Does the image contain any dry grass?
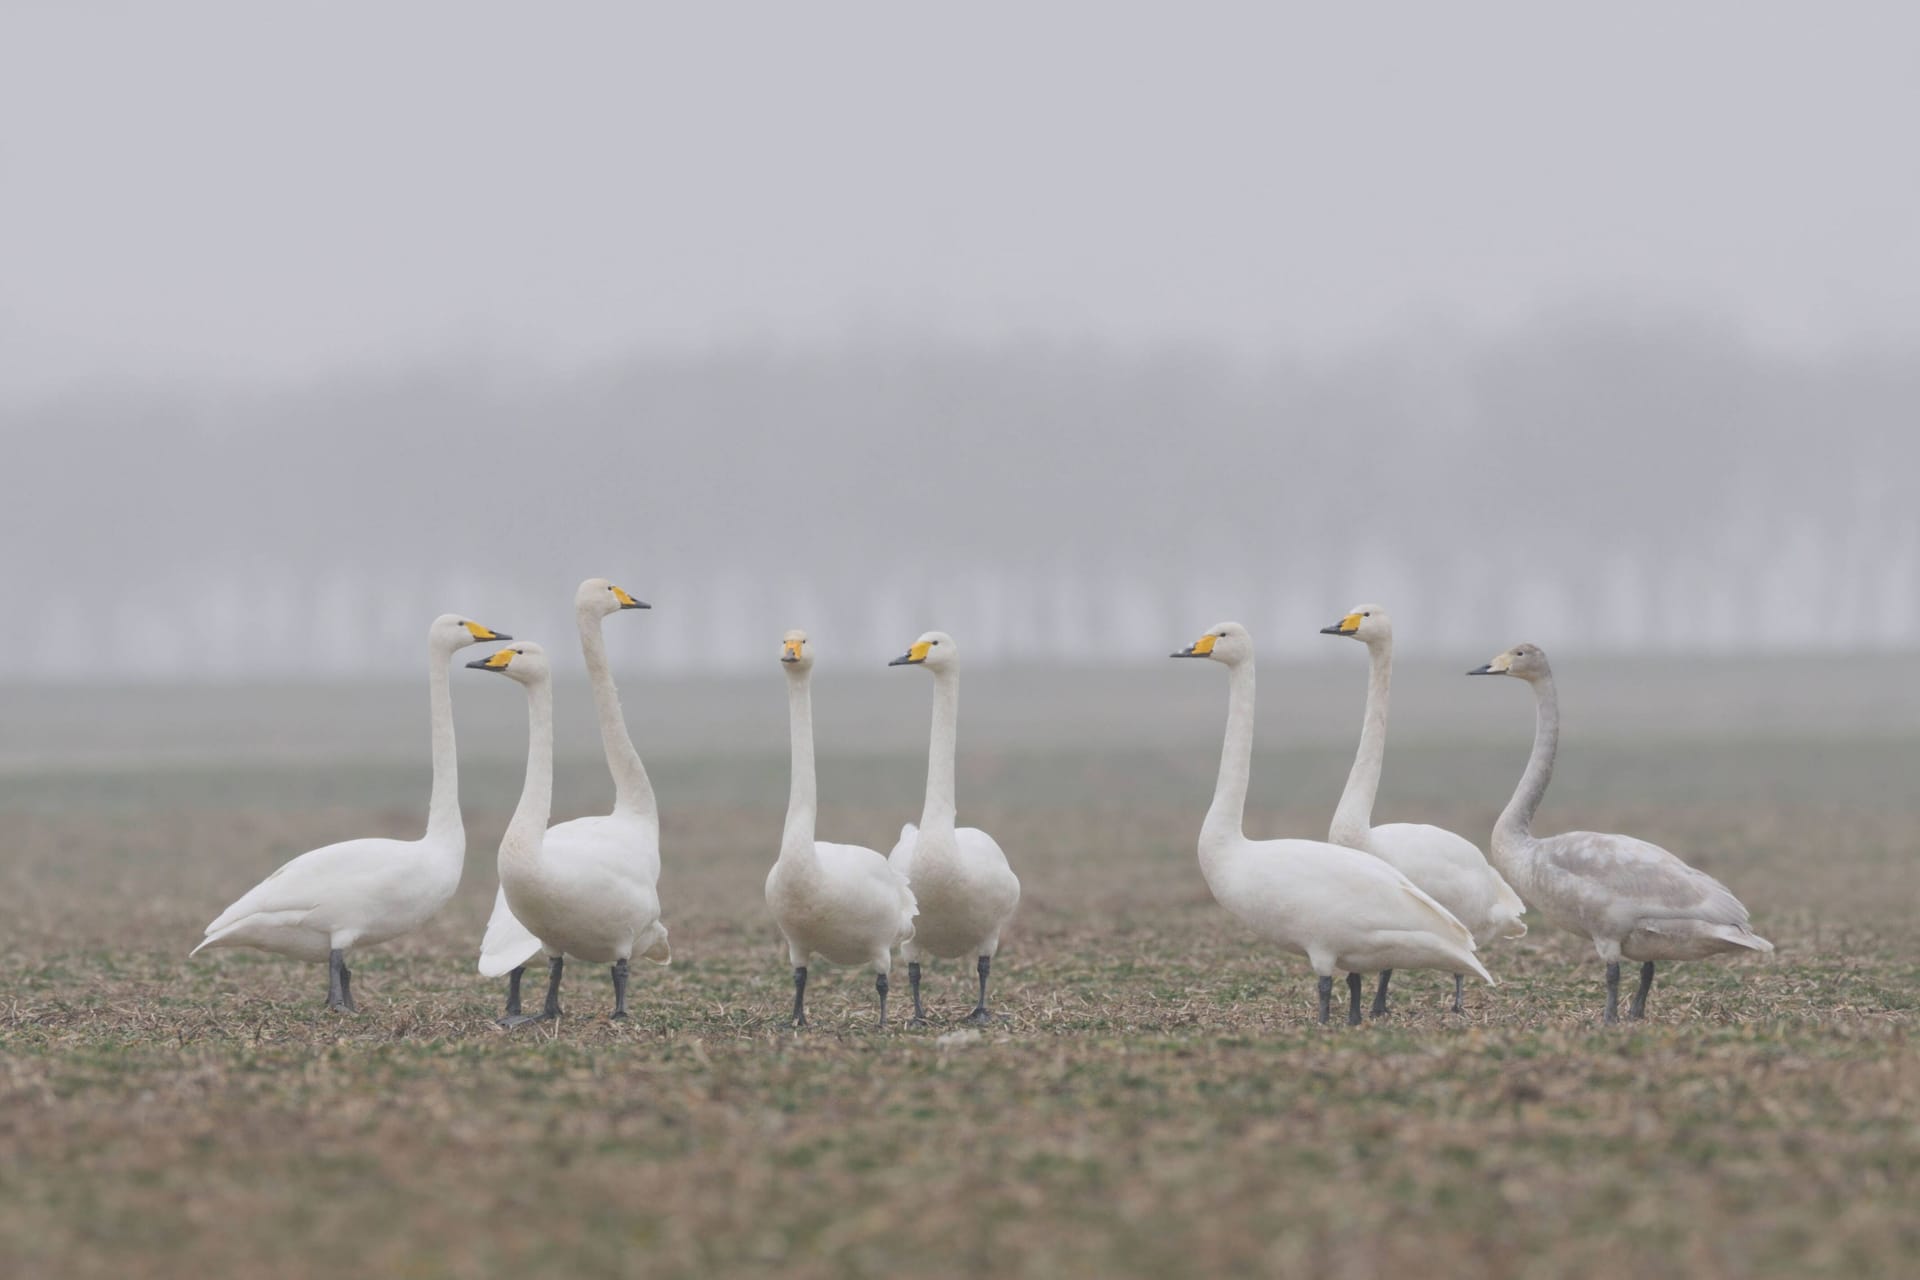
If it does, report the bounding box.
[3,739,1917,1279]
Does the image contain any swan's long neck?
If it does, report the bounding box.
[579,605,656,821]
[1329,638,1392,847]
[920,668,960,832]
[423,642,463,844]
[1495,675,1559,851]
[780,670,818,862]
[503,676,556,867]
[1203,659,1255,847]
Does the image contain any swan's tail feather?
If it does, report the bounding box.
[640,922,672,965]
[1720,925,1774,954]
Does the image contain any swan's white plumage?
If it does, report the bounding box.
[886,821,1015,960]
[192,613,506,988]
[887,632,1020,965]
[1173,621,1493,1005]
[1361,823,1529,948]
[479,580,667,984]
[195,834,459,962]
[1322,605,1527,955]
[767,632,915,978]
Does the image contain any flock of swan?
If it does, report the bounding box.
[192,580,1774,1030]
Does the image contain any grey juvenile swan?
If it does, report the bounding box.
[1470,643,1773,1023]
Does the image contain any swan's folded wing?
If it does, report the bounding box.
[478,883,545,976]
[887,823,919,877]
[1540,832,1753,927]
[199,836,404,940]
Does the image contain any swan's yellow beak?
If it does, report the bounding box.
[463,621,511,642]
[888,640,932,666]
[467,647,517,671]
[1320,613,1363,637]
[782,638,804,663]
[1171,632,1217,658]
[611,586,649,610]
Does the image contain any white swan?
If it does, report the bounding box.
[886,631,1020,1025]
[766,631,917,1028]
[1321,604,1526,1016]
[192,613,512,1011]
[471,636,669,1027]
[1469,643,1772,1023]
[476,578,667,1019]
[1172,622,1492,1025]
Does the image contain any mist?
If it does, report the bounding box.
[5,4,1918,678]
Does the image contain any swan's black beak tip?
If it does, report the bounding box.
[1319,625,1350,636]
[465,658,495,670]
[887,654,914,666]
[620,600,651,610]
[1466,664,1495,676]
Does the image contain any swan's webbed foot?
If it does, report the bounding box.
[610,957,630,1021]
[1451,972,1465,1015]
[503,966,525,1019]
[1603,961,1621,1025]
[790,965,808,1029]
[1627,961,1654,1021]
[963,1005,994,1026]
[1370,970,1392,1019]
[498,1012,556,1030]
[1316,974,1333,1025]
[326,949,359,1013]
[1346,972,1364,1026]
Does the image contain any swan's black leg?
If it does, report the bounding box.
[1452,973,1465,1015]
[791,965,807,1028]
[1371,970,1392,1018]
[503,956,563,1028]
[339,959,355,1011]
[876,971,889,1028]
[907,961,927,1027]
[1346,972,1364,1026]
[503,966,524,1020]
[1604,961,1621,1025]
[610,957,630,1020]
[1317,974,1333,1025]
[326,948,357,1013]
[964,955,993,1025]
[1628,961,1654,1021]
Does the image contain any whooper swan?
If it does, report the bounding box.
[471,639,668,1026]
[192,614,512,1011]
[1172,622,1492,1026]
[886,631,1021,1026]
[766,630,917,1027]
[1469,643,1772,1023]
[476,579,667,1019]
[1321,604,1525,1016]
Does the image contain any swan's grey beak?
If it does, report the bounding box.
[1466,663,1496,675]
[1319,624,1349,636]
[620,599,650,610]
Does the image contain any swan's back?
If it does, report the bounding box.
[1207,835,1489,979]
[814,840,919,946]
[1533,830,1769,953]
[196,834,443,957]
[1366,822,1525,945]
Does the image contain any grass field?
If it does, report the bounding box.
[4,724,1918,1278]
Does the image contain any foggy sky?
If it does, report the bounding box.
[5,6,1917,678]
[6,4,1920,395]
